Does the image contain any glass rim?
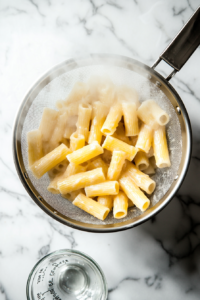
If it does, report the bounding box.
[26,248,108,300]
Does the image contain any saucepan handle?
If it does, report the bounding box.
[152,6,200,81]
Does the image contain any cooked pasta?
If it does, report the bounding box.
[28,76,171,221]
[102,136,137,161]
[119,175,150,212]
[85,181,119,198]
[73,193,110,221]
[107,151,126,180]
[30,143,71,179]
[67,141,103,165]
[58,168,105,194]
[113,191,128,219]
[27,130,43,166]
[153,126,171,168]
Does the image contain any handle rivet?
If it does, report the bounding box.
[156,81,161,87]
[147,74,152,80]
[54,211,58,214]
[38,196,44,201]
[176,107,181,115]
[174,175,178,180]
[24,172,29,179]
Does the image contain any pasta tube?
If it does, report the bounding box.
[119,175,150,212]
[88,102,108,144]
[30,144,71,179]
[153,126,171,168]
[143,163,155,175]
[122,102,139,136]
[61,189,85,201]
[101,103,123,135]
[47,173,64,194]
[85,181,119,198]
[147,146,154,158]
[97,196,113,210]
[112,122,131,144]
[107,151,126,180]
[27,130,43,166]
[134,151,149,171]
[39,108,58,142]
[113,191,128,219]
[58,168,105,194]
[67,141,103,165]
[135,123,153,153]
[70,132,85,151]
[137,100,169,129]
[122,161,156,194]
[73,193,110,221]
[76,103,92,140]
[65,163,87,177]
[102,136,137,161]
[87,157,108,176]
[50,111,68,149]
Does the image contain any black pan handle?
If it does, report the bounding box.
[152,6,200,81]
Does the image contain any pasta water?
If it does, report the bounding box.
[26,249,107,300]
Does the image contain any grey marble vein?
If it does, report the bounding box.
[0,1,200,299]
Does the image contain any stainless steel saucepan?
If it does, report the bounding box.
[13,7,200,232]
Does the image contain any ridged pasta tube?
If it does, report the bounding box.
[119,176,150,212]
[97,196,113,210]
[73,193,110,221]
[135,123,153,153]
[87,157,108,176]
[76,103,92,140]
[70,132,85,152]
[58,168,105,194]
[153,126,171,168]
[27,130,43,166]
[85,181,119,198]
[113,191,128,219]
[102,136,137,161]
[137,100,169,129]
[122,161,156,194]
[67,141,103,165]
[134,151,149,171]
[88,102,108,144]
[107,151,126,180]
[30,144,71,179]
[122,102,139,136]
[101,103,123,135]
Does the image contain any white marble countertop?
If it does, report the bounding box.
[1,0,200,299]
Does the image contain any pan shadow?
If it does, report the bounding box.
[140,134,200,273]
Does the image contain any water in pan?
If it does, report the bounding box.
[21,65,182,225]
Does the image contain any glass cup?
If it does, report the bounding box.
[26,249,107,300]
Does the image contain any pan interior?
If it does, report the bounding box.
[21,64,182,225]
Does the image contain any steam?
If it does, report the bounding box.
[20,55,182,225]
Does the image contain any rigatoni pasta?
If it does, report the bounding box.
[153,126,171,168]
[119,175,150,212]
[101,103,123,135]
[85,181,119,198]
[76,103,92,140]
[73,193,110,221]
[122,102,139,136]
[107,150,126,180]
[113,191,128,219]
[97,196,113,210]
[58,168,105,194]
[102,136,137,161]
[30,143,71,179]
[27,76,172,221]
[67,141,103,165]
[27,130,43,166]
